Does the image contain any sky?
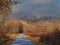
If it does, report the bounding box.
[20,0,31,2]
[11,0,60,18]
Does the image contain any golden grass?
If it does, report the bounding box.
[27,37,40,45]
[6,34,20,39]
[0,18,60,45]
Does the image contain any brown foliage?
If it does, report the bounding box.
[39,29,60,45]
[0,0,18,17]
[3,18,23,34]
[50,29,60,45]
[23,20,60,37]
[0,0,18,35]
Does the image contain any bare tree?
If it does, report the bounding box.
[0,0,19,36]
[0,0,19,22]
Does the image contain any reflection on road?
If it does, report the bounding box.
[11,34,34,45]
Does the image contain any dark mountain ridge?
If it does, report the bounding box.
[18,15,60,23]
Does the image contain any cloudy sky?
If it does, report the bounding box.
[11,0,60,18]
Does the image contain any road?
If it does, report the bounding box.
[11,34,34,45]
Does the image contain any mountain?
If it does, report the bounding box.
[12,2,60,22]
[18,15,60,23]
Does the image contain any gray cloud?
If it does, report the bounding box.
[32,0,55,4]
[11,0,60,18]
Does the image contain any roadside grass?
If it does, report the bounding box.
[0,34,19,45]
[27,37,49,45]
[27,37,39,45]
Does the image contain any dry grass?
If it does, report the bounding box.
[0,18,60,45]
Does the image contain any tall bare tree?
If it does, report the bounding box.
[0,0,18,22]
[0,0,19,34]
